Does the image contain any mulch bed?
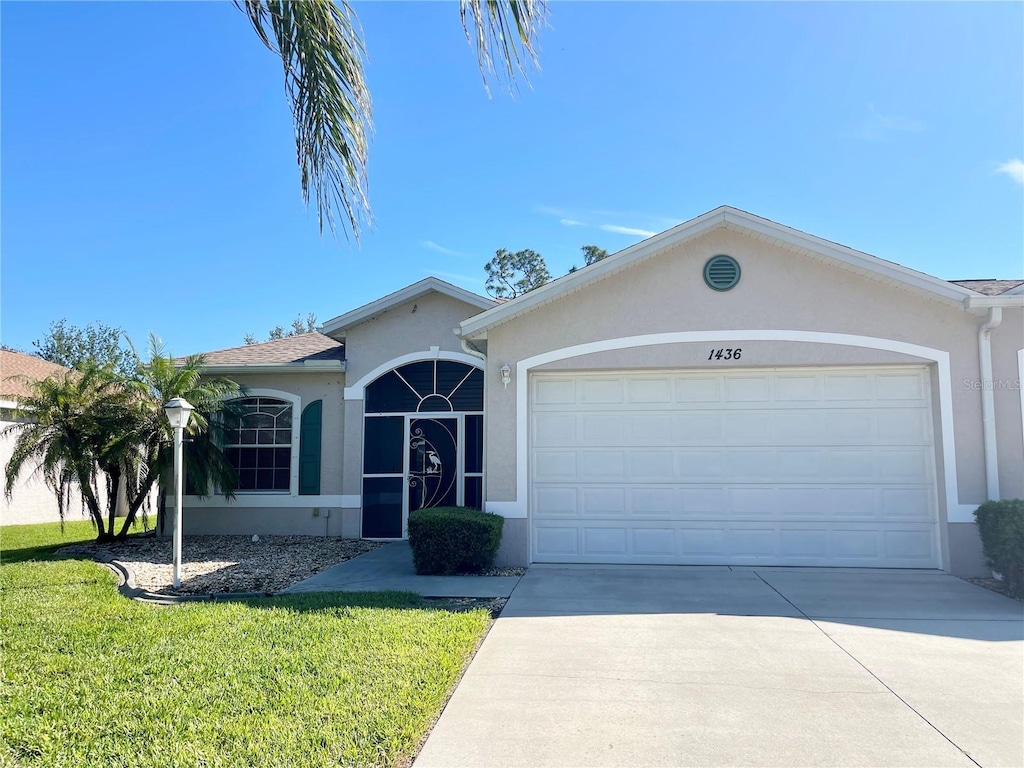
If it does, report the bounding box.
[63,535,383,596]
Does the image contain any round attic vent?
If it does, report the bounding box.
[703,254,741,291]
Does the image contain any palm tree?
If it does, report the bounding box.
[4,364,134,540]
[114,337,242,538]
[3,342,241,542]
[238,0,546,238]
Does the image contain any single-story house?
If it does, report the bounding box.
[1,350,96,525]
[180,206,1024,576]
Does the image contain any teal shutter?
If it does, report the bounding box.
[299,400,322,495]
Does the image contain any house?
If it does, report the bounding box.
[180,206,1024,577]
[0,350,90,525]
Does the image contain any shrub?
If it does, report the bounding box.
[408,507,504,575]
[974,499,1024,598]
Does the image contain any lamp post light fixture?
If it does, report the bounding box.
[163,397,194,589]
[500,363,512,390]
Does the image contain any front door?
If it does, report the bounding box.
[361,360,484,539]
[407,417,459,513]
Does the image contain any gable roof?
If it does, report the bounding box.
[184,333,345,372]
[460,206,1019,339]
[1,350,70,404]
[950,279,1024,296]
[320,277,495,337]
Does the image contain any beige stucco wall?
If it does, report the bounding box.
[990,308,1024,499]
[342,292,483,385]
[480,228,1024,573]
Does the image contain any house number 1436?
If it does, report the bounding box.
[708,348,742,360]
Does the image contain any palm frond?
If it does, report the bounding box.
[460,0,546,93]
[238,0,372,240]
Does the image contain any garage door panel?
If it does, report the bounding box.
[533,450,577,481]
[530,367,940,568]
[628,451,676,480]
[876,372,926,400]
[674,377,721,403]
[724,376,771,402]
[579,451,625,479]
[533,414,576,445]
[579,378,623,404]
[627,377,673,403]
[581,414,625,443]
[534,487,579,518]
[581,487,626,516]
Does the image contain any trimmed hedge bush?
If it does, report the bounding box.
[408,507,504,575]
[974,499,1024,598]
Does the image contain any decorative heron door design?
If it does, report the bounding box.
[407,417,458,513]
[362,360,484,539]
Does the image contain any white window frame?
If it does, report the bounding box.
[221,388,302,496]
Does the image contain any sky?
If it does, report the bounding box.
[2,2,1022,357]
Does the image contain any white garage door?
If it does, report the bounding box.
[530,366,940,568]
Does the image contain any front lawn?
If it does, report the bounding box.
[0,524,491,767]
[0,520,104,564]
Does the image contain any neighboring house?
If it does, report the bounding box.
[180,206,1024,577]
[0,351,90,525]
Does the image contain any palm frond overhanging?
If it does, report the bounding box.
[237,0,545,239]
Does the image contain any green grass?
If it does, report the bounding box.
[0,524,491,767]
[0,520,102,563]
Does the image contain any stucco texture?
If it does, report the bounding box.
[480,228,1023,574]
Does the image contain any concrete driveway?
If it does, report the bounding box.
[415,567,1024,768]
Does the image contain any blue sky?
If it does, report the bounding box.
[2,2,1022,357]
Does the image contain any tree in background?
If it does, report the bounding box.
[568,245,610,273]
[581,245,610,266]
[239,0,545,238]
[484,248,552,299]
[244,313,318,345]
[32,319,135,378]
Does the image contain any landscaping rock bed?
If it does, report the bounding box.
[65,535,383,596]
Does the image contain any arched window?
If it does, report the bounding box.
[224,396,293,491]
[366,360,483,414]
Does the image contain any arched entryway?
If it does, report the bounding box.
[361,360,484,538]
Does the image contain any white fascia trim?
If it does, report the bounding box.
[1019,349,1024,461]
[202,362,344,375]
[321,277,496,336]
[964,295,1024,309]
[183,494,360,509]
[0,399,21,410]
[344,349,484,400]
[494,330,968,531]
[460,206,974,338]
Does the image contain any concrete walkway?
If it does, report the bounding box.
[281,541,521,598]
[415,567,1024,768]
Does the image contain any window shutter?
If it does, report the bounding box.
[299,400,322,495]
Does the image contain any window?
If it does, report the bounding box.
[224,396,293,492]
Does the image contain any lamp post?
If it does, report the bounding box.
[163,397,194,589]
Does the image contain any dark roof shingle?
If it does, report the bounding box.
[950,279,1024,296]
[186,333,345,366]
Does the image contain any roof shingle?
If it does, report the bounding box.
[1,350,71,402]
[950,279,1024,296]
[186,333,345,367]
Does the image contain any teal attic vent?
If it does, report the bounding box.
[703,255,741,291]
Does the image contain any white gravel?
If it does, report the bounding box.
[66,535,383,596]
